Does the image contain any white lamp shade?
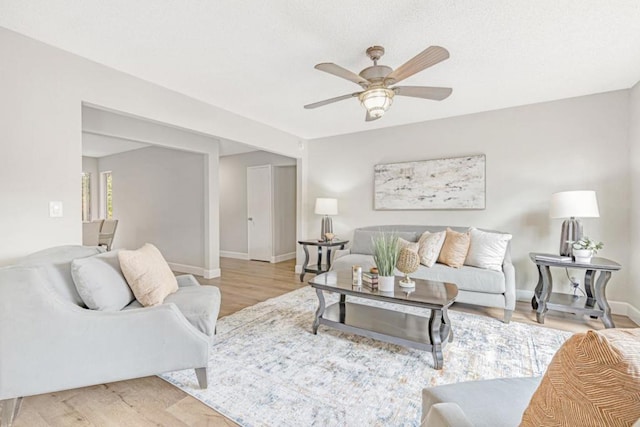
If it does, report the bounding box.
[549,191,600,219]
[315,198,338,215]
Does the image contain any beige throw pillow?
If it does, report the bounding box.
[521,328,640,426]
[118,243,178,307]
[437,228,470,268]
[417,231,446,267]
[464,228,512,271]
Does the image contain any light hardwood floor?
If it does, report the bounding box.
[13,258,637,426]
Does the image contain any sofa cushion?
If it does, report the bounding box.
[71,250,134,311]
[412,263,506,294]
[521,328,640,426]
[118,243,178,307]
[465,228,512,272]
[123,280,221,338]
[332,254,506,294]
[437,228,470,268]
[422,377,541,427]
[18,245,106,306]
[350,229,418,255]
[417,230,446,267]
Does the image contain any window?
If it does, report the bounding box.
[100,171,113,219]
[81,172,91,221]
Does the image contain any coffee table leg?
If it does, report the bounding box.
[429,308,444,370]
[442,308,453,343]
[312,288,326,334]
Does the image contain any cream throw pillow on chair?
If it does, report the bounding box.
[118,243,178,306]
[417,231,446,267]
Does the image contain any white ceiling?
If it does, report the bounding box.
[82,133,149,158]
[2,1,640,139]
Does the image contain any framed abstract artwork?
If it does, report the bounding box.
[374,154,486,210]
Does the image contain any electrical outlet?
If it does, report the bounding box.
[49,201,63,217]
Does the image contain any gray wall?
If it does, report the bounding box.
[98,146,205,267]
[630,81,640,312]
[274,165,297,257]
[307,90,630,303]
[220,151,296,255]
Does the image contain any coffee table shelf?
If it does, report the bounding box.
[309,271,458,369]
[321,302,439,351]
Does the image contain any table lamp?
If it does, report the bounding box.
[549,190,599,256]
[314,198,338,241]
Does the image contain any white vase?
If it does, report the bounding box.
[378,275,395,292]
[573,249,593,263]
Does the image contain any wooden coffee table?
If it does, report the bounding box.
[309,271,458,369]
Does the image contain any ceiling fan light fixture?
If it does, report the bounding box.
[359,88,394,118]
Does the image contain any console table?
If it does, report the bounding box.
[298,239,348,282]
[529,253,621,328]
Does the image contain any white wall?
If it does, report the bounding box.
[81,156,99,219]
[0,27,302,267]
[629,80,640,316]
[97,146,204,268]
[219,151,296,256]
[307,91,631,304]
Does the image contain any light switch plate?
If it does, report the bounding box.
[49,201,63,217]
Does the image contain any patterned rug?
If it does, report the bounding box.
[160,287,571,426]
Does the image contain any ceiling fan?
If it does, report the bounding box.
[304,45,452,121]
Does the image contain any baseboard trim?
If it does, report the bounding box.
[168,263,221,279]
[220,251,249,260]
[271,252,296,263]
[516,289,639,325]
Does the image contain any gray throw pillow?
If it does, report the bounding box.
[71,250,134,311]
[350,229,419,255]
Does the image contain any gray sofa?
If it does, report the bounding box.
[0,245,220,425]
[331,225,515,322]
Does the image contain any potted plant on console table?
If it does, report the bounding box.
[372,234,399,292]
[572,237,604,263]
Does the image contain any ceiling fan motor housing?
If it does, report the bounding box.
[359,65,392,83]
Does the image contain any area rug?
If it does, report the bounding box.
[160,287,571,426]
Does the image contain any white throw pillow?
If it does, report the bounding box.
[71,250,135,311]
[118,243,178,306]
[464,228,512,271]
[417,231,446,267]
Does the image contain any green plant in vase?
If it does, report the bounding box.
[372,233,399,292]
[571,236,603,263]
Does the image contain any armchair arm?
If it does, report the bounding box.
[0,267,210,400]
[422,403,474,427]
[502,242,516,311]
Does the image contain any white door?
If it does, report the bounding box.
[247,165,273,261]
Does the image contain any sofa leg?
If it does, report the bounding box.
[503,309,513,324]
[1,397,23,427]
[195,367,208,389]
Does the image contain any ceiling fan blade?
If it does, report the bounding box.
[385,46,449,85]
[393,86,452,101]
[365,111,381,122]
[304,92,361,109]
[315,63,370,87]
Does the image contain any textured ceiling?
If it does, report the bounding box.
[1,1,640,139]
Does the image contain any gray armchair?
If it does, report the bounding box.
[0,246,220,426]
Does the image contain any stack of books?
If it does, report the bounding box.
[362,272,378,290]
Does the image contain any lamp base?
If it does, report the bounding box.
[320,216,333,241]
[559,218,583,256]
